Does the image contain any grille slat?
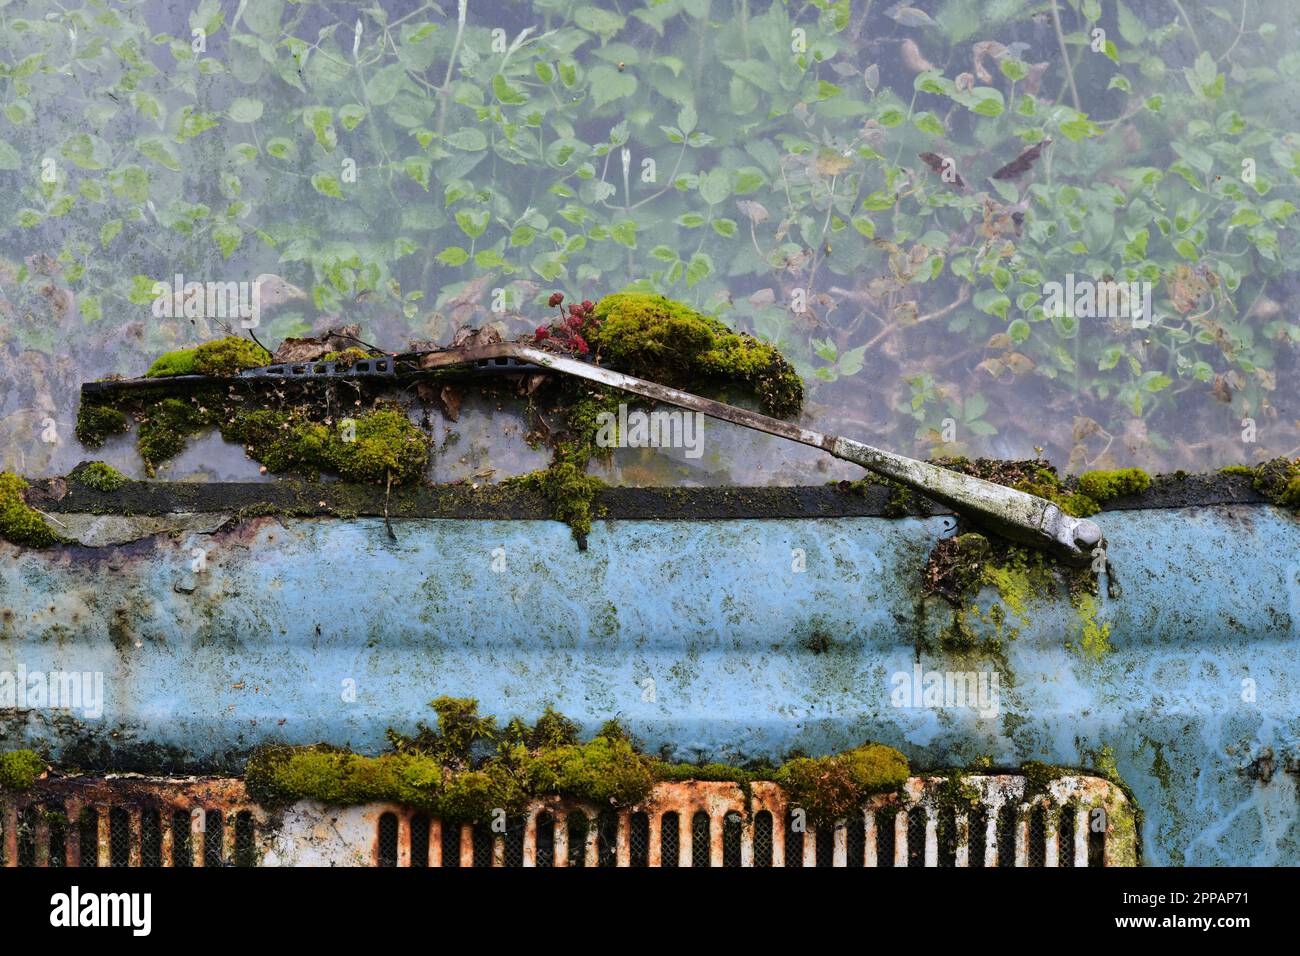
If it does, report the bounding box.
[0,773,1133,867]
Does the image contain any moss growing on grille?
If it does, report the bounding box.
[247,700,653,822]
[774,743,910,825]
[244,700,908,824]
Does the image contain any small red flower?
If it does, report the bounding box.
[566,314,583,330]
[534,326,549,341]
[548,292,564,307]
[572,334,589,354]
[580,300,595,314]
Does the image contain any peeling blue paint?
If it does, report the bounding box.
[1,504,1297,864]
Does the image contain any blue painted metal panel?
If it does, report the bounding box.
[1,504,1297,864]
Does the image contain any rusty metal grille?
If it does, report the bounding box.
[18,806,39,866]
[377,812,399,867]
[659,811,679,868]
[1088,811,1105,867]
[234,810,256,867]
[629,812,649,867]
[47,804,68,867]
[967,805,987,868]
[2,773,1135,867]
[1027,804,1048,868]
[876,807,897,867]
[1058,803,1076,868]
[535,812,555,867]
[204,809,225,867]
[937,804,957,867]
[907,810,926,866]
[566,812,589,867]
[997,804,1018,867]
[846,816,865,868]
[410,813,430,867]
[597,810,618,867]
[816,822,835,868]
[723,811,742,867]
[141,808,162,867]
[784,811,803,867]
[690,811,710,867]
[471,822,493,867]
[109,806,130,867]
[441,821,462,867]
[171,810,192,868]
[78,807,99,868]
[504,815,526,867]
[753,810,773,867]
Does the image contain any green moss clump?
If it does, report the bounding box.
[652,761,770,786]
[589,292,804,418]
[506,459,605,543]
[76,462,127,492]
[130,395,431,485]
[775,743,909,825]
[1011,466,1100,518]
[227,403,429,485]
[332,404,431,485]
[526,732,656,806]
[243,699,918,824]
[145,336,270,378]
[1248,458,1300,511]
[75,405,129,447]
[1076,468,1151,503]
[144,346,197,377]
[0,750,46,790]
[935,457,1106,518]
[0,473,61,547]
[136,398,207,472]
[247,699,652,822]
[245,745,448,812]
[322,347,373,366]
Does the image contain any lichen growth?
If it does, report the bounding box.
[0,749,46,790]
[75,404,129,447]
[1073,592,1112,660]
[589,292,804,418]
[145,336,270,378]
[0,472,62,547]
[76,462,127,492]
[925,528,1104,658]
[1019,759,1070,802]
[774,743,909,825]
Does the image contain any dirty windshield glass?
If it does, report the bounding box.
[2,0,1295,486]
